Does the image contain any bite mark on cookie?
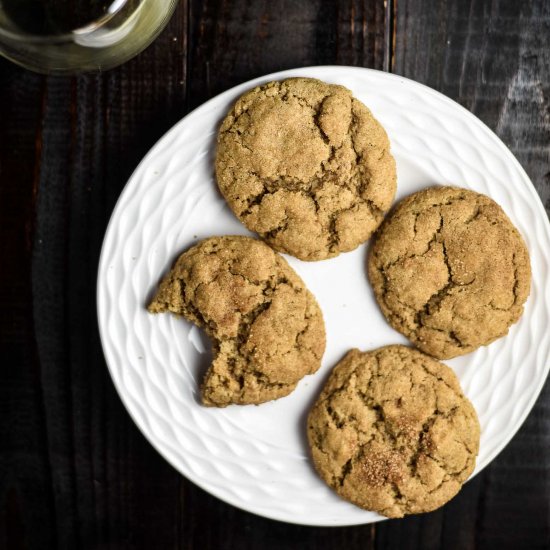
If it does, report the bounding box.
[148,236,326,406]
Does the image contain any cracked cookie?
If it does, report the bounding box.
[368,186,531,359]
[215,78,397,261]
[148,236,326,406]
[307,345,480,518]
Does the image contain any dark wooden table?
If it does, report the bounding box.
[1,1,549,548]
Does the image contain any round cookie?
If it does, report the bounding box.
[307,345,480,518]
[368,186,531,359]
[215,78,397,261]
[148,236,326,406]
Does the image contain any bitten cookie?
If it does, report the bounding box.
[368,186,531,359]
[148,236,326,406]
[307,345,480,518]
[215,78,397,261]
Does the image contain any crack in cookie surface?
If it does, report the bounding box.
[307,345,480,518]
[215,78,397,261]
[368,186,531,359]
[148,236,326,406]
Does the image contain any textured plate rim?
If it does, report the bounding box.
[97,65,550,526]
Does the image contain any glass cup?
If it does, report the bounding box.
[0,0,179,73]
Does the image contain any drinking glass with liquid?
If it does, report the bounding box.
[0,0,178,73]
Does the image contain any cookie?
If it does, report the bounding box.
[148,236,326,406]
[215,78,397,261]
[307,345,480,518]
[368,186,531,359]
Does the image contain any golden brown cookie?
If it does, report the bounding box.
[307,345,480,518]
[368,186,531,359]
[148,236,326,406]
[215,78,397,261]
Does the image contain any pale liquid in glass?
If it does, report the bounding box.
[0,0,178,73]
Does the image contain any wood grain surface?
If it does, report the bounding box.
[0,1,548,549]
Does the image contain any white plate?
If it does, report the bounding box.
[97,66,550,526]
